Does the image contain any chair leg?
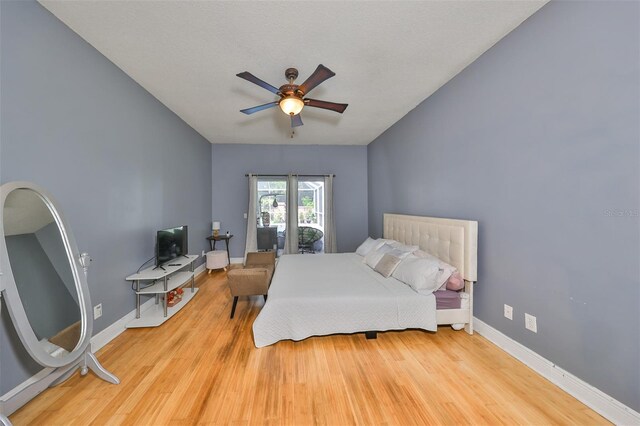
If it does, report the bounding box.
[230,296,238,319]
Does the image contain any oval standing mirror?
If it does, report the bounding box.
[0,182,107,370]
[3,187,84,363]
[0,182,118,421]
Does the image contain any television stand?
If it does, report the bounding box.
[125,254,198,328]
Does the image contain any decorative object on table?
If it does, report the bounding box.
[226,231,230,237]
[261,211,270,228]
[212,221,221,237]
[167,288,184,307]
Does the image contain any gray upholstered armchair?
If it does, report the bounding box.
[226,251,276,319]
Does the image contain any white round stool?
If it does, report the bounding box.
[206,250,229,273]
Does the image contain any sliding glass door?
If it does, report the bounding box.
[256,177,325,254]
[297,179,324,253]
[256,179,286,253]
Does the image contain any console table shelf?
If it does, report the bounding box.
[126,289,198,328]
[135,271,195,294]
[125,254,198,328]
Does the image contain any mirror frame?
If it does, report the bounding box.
[0,181,93,368]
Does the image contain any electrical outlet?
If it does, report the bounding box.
[201,250,206,257]
[504,304,513,320]
[244,212,248,219]
[93,303,102,320]
[525,313,537,333]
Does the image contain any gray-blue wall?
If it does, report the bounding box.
[0,0,212,393]
[211,144,368,257]
[367,1,639,410]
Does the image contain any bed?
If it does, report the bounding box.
[252,214,478,348]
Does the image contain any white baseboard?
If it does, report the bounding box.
[230,257,244,264]
[473,318,640,425]
[90,298,155,352]
[194,263,206,276]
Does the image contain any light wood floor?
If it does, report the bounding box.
[11,270,608,425]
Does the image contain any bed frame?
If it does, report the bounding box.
[383,214,478,334]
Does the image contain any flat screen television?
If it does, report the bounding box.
[156,225,188,267]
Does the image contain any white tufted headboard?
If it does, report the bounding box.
[383,214,478,282]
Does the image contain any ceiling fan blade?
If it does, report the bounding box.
[291,114,304,127]
[236,71,280,95]
[240,101,279,115]
[298,64,336,95]
[305,98,348,114]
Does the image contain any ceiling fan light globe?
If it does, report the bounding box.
[279,96,304,116]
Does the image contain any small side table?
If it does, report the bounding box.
[207,234,233,264]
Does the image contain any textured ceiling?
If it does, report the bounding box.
[39,1,546,145]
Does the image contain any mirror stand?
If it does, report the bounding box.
[83,352,120,383]
[44,254,118,387]
[51,350,120,387]
[76,253,119,384]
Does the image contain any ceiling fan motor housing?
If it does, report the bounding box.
[285,67,299,82]
[279,83,300,97]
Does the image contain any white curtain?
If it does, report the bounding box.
[284,174,299,254]
[244,174,258,261]
[323,175,337,253]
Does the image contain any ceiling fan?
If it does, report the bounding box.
[236,64,348,128]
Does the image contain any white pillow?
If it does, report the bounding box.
[388,248,412,259]
[374,253,404,278]
[355,237,378,257]
[365,243,394,269]
[391,254,441,295]
[376,238,397,248]
[355,237,394,257]
[392,243,420,253]
[414,250,457,291]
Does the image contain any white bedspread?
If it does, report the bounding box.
[253,253,437,348]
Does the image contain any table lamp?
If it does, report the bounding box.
[212,221,221,237]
